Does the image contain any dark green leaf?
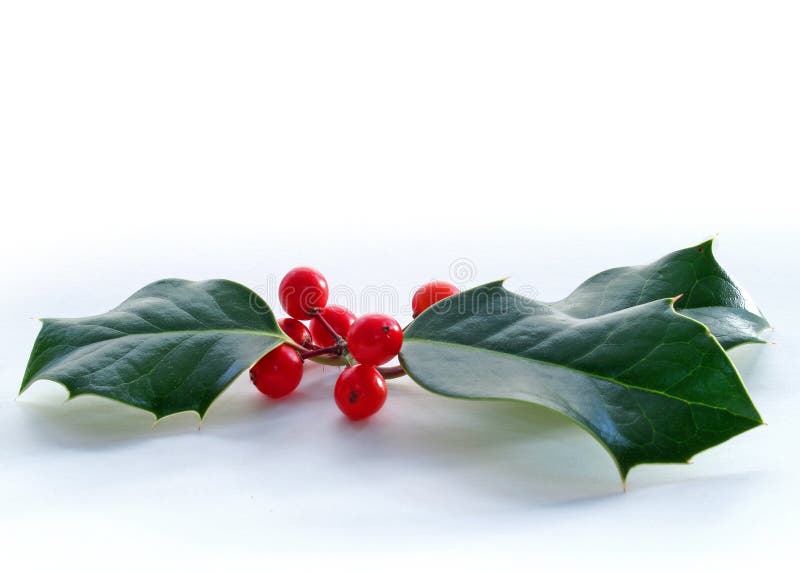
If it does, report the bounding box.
[399,281,762,480]
[552,238,770,349]
[20,279,287,418]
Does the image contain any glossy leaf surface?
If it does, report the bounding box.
[553,238,770,349]
[400,281,763,479]
[21,279,286,418]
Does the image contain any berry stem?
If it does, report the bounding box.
[311,310,345,344]
[300,345,341,360]
[376,365,406,380]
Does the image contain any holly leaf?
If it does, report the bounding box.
[552,238,771,349]
[399,281,763,480]
[20,279,287,418]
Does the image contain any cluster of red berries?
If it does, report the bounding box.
[249,267,460,420]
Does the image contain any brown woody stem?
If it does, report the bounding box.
[377,365,407,380]
[300,345,341,360]
[311,310,344,343]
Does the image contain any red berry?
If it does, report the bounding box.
[411,280,460,317]
[334,365,387,420]
[310,305,356,347]
[279,267,329,319]
[249,345,303,398]
[278,318,313,347]
[347,314,403,366]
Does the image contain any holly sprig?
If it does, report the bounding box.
[19,238,770,482]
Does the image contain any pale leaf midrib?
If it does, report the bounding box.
[23,327,285,386]
[401,337,758,421]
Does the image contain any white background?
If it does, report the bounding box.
[1,1,798,569]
